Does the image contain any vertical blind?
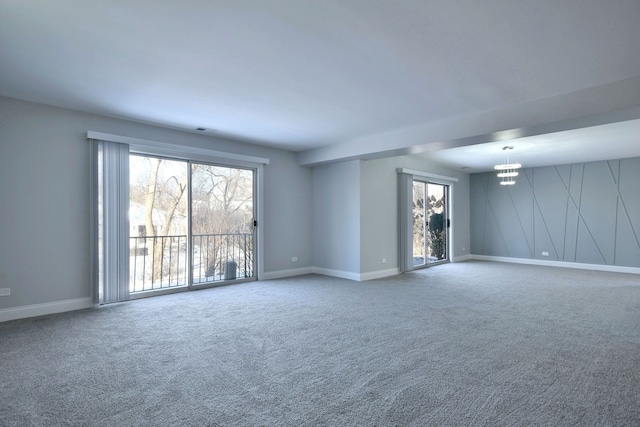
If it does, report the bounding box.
[91,139,130,304]
[397,172,414,273]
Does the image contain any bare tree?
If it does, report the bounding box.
[131,157,188,287]
[191,166,253,279]
[130,158,254,287]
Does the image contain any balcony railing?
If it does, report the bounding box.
[129,233,254,293]
[192,233,254,284]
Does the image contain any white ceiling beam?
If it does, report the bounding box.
[297,76,640,166]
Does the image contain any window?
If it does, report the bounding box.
[412,181,449,267]
[129,155,189,292]
[90,133,266,304]
[397,168,457,272]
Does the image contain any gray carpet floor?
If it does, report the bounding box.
[1,260,639,426]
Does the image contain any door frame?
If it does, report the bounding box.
[412,180,450,269]
[398,168,458,273]
[187,161,259,290]
[91,130,268,304]
[426,181,450,266]
[127,155,263,299]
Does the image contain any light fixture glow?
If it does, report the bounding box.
[495,146,522,187]
[494,163,522,170]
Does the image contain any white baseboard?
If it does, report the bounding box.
[0,297,93,323]
[359,268,401,281]
[262,267,313,280]
[311,267,361,281]
[310,267,400,281]
[470,254,640,275]
[453,254,472,262]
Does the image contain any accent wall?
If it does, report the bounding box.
[470,157,640,267]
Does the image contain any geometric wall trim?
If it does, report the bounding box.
[471,157,640,268]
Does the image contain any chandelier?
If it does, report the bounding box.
[494,146,521,186]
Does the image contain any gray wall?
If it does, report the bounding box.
[310,155,470,277]
[311,160,361,273]
[471,158,640,267]
[360,156,471,274]
[0,95,473,315]
[0,96,312,310]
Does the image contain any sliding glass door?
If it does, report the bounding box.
[191,163,255,285]
[412,181,449,267]
[129,156,188,292]
[128,155,255,295]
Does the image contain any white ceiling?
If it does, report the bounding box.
[1,1,640,167]
[426,118,640,172]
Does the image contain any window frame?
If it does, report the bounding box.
[89,131,267,303]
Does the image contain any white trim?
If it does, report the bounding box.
[470,255,640,275]
[311,267,361,281]
[262,267,314,280]
[0,298,93,323]
[256,165,265,281]
[453,254,472,262]
[360,268,401,281]
[310,267,401,281]
[396,168,459,183]
[87,131,270,165]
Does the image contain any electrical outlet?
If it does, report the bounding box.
[382,258,387,264]
[462,247,466,252]
[541,251,549,256]
[291,257,298,262]
[0,288,10,297]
